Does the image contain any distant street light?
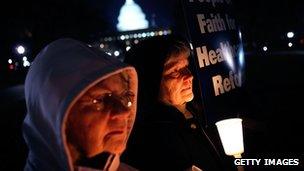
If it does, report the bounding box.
[263,46,268,51]
[126,46,131,51]
[16,45,25,54]
[114,51,120,56]
[23,60,31,67]
[288,42,293,47]
[287,32,294,38]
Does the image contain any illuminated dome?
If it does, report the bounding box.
[117,0,149,31]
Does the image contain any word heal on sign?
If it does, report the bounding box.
[195,41,238,68]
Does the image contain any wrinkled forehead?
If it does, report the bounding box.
[84,73,129,97]
[164,52,189,71]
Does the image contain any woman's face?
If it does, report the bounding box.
[67,73,135,157]
[159,52,194,106]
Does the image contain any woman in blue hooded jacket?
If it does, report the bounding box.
[23,38,138,171]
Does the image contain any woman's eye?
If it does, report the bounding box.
[126,91,135,102]
[92,98,102,104]
[125,91,135,98]
[92,93,111,104]
[169,71,180,78]
[92,96,102,104]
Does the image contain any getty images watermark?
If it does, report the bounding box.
[234,158,301,166]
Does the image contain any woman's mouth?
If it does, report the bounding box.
[104,130,125,141]
[105,130,125,138]
[182,86,192,92]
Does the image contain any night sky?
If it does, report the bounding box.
[1,0,178,57]
[234,0,304,41]
[2,0,304,53]
[1,0,304,83]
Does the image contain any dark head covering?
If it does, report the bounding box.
[124,35,190,119]
[122,35,227,171]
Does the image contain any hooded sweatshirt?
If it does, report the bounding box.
[122,35,225,171]
[22,38,137,171]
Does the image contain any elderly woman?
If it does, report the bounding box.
[122,35,227,171]
[23,38,138,171]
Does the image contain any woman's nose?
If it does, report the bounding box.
[107,98,131,119]
[110,109,130,120]
[182,68,193,81]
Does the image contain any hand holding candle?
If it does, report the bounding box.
[216,118,244,171]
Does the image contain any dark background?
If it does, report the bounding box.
[1,0,304,170]
[1,0,304,87]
